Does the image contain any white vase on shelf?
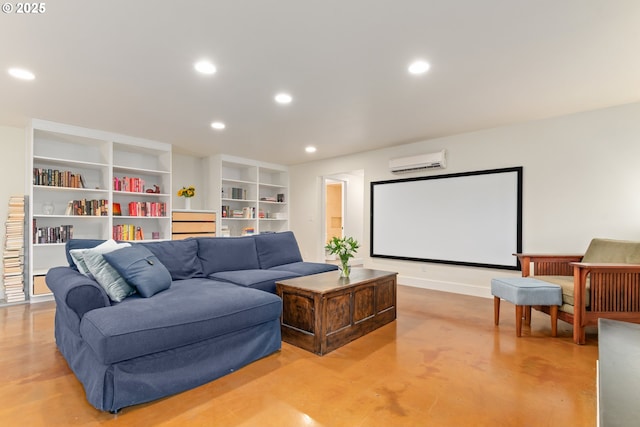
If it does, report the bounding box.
[184,197,191,210]
[42,201,55,215]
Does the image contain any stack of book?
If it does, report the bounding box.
[3,195,26,303]
[112,224,144,241]
[127,201,166,217]
[113,176,146,193]
[231,187,247,200]
[32,222,74,244]
[64,199,109,216]
[33,168,85,188]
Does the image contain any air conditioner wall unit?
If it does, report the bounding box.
[389,150,446,173]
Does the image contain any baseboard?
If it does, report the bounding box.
[398,275,493,299]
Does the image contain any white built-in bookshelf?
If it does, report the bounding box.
[207,155,288,237]
[28,119,171,301]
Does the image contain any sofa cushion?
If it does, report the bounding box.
[82,243,136,302]
[209,269,300,293]
[79,279,282,365]
[254,231,303,269]
[103,245,172,298]
[137,239,203,280]
[582,238,640,264]
[197,236,260,275]
[268,261,339,276]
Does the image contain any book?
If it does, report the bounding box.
[3,195,25,303]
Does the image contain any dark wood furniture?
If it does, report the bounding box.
[276,268,397,355]
[597,318,640,427]
[516,253,640,344]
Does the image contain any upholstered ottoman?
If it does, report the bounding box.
[491,277,562,337]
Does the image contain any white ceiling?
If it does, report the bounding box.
[1,0,639,165]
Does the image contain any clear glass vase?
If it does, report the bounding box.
[339,261,351,278]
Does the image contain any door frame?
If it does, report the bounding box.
[322,177,347,259]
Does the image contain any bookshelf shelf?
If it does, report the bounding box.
[28,119,172,300]
[113,191,171,197]
[113,165,171,175]
[33,214,108,219]
[222,178,256,185]
[221,197,255,203]
[34,155,109,168]
[34,186,110,193]
[115,216,169,219]
[259,183,287,189]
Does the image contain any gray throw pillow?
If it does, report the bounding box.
[69,239,130,276]
[81,241,136,302]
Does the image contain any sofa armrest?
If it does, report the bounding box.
[46,266,111,334]
[514,253,584,277]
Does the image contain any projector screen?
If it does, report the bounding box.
[370,167,522,270]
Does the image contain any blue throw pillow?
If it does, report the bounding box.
[103,245,172,298]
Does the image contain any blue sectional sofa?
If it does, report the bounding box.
[46,231,338,412]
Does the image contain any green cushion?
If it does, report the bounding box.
[583,238,640,264]
[533,275,590,310]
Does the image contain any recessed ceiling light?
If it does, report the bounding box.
[8,67,35,80]
[194,60,216,75]
[305,146,317,153]
[275,93,293,104]
[211,121,226,130]
[408,60,430,75]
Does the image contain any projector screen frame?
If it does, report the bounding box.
[370,166,523,271]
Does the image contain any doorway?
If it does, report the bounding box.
[325,179,344,250]
[320,170,364,264]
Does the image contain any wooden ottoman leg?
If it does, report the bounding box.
[524,305,532,325]
[494,296,500,325]
[515,305,523,337]
[550,305,558,337]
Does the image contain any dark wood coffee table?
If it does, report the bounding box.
[275,268,397,355]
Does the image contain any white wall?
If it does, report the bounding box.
[289,102,640,298]
[171,153,207,210]
[0,125,27,300]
